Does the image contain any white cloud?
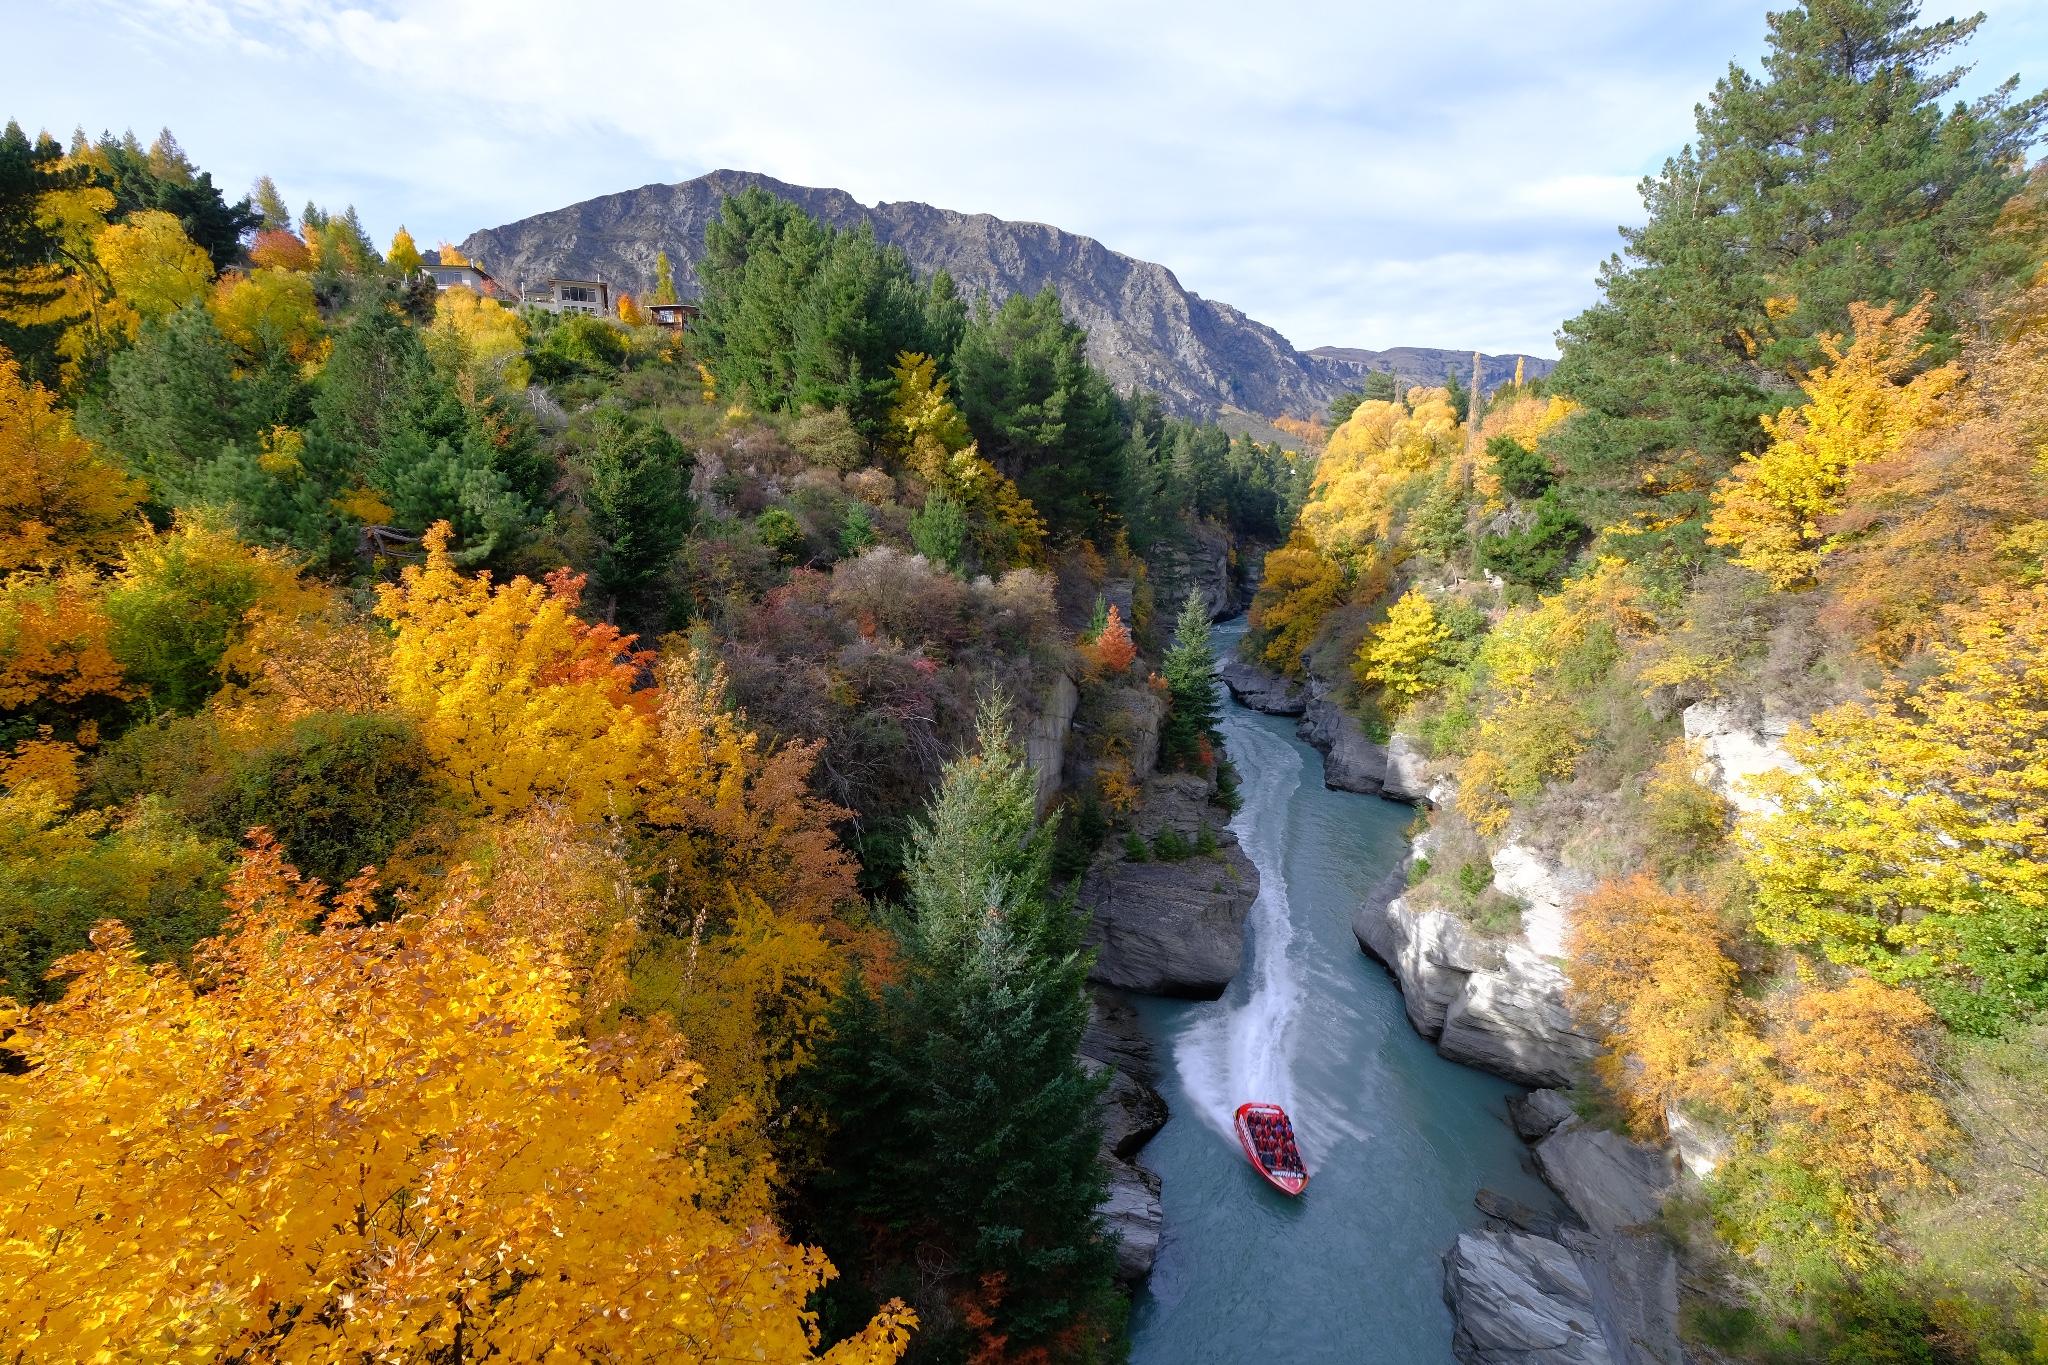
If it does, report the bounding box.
[14,0,2048,356]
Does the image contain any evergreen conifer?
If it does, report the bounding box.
[1160,591,1220,769]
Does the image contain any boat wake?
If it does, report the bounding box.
[1173,712,1314,1166]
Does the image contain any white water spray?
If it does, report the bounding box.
[1173,713,1313,1164]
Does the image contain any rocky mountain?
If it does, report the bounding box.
[459,170,1553,422]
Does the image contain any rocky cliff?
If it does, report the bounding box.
[459,170,1553,422]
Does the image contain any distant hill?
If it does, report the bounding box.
[459,171,1554,422]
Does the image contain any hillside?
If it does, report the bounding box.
[458,170,1551,422]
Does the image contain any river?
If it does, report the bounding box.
[1124,623,1555,1362]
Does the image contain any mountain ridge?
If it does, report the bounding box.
[459,170,1554,422]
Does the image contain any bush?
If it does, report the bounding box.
[1152,825,1193,861]
[789,407,868,470]
[1476,494,1588,588]
[1488,435,1553,499]
[227,713,438,889]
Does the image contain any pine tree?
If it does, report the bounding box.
[1548,0,2048,569]
[250,176,291,233]
[1160,590,1221,769]
[812,700,1120,1360]
[578,407,693,624]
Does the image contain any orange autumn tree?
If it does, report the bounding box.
[0,350,143,572]
[0,837,916,1363]
[0,567,130,719]
[377,521,653,818]
[1094,602,1137,672]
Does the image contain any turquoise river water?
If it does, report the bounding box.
[1124,623,1554,1362]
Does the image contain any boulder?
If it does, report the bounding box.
[1507,1089,1580,1142]
[1297,682,1388,794]
[1217,656,1306,716]
[1682,698,1800,817]
[1383,732,1434,804]
[1440,953,1599,1088]
[1533,1121,1678,1235]
[1444,1230,1613,1365]
[1664,1106,1734,1179]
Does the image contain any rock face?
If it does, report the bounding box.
[1682,698,1799,816]
[1217,656,1306,715]
[1080,989,1168,1283]
[1383,733,1433,805]
[1025,671,1081,813]
[463,171,1550,422]
[1444,1231,1613,1365]
[1452,1099,1685,1365]
[1147,522,1246,621]
[1079,774,1257,999]
[1353,868,1599,1088]
[1489,843,1593,960]
[1297,677,1389,795]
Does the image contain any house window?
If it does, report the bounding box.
[561,286,594,304]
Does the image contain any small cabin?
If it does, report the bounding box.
[648,302,699,331]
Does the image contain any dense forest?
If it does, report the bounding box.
[0,125,1298,1362]
[1249,1,2048,1358]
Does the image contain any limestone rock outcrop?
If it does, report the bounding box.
[1217,656,1306,716]
[1352,868,1599,1088]
[1079,774,1256,999]
[1297,676,1388,795]
[1382,732,1433,805]
[1444,1230,1614,1365]
[1025,670,1080,813]
[1682,697,1799,817]
[1147,522,1245,621]
[1080,989,1168,1283]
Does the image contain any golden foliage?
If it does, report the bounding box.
[386,226,423,275]
[1476,394,1579,503]
[1455,562,1646,834]
[617,290,648,326]
[247,229,312,272]
[1300,389,1461,559]
[208,268,325,366]
[889,352,1045,567]
[1244,530,1344,675]
[0,350,144,571]
[95,208,213,329]
[1568,875,1758,1130]
[426,283,530,392]
[377,522,653,819]
[0,567,130,712]
[1708,299,1961,590]
[1355,586,1452,708]
[0,837,916,1364]
[1742,584,2048,973]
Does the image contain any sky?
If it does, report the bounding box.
[10,0,2048,358]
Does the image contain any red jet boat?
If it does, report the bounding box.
[1234,1102,1307,1196]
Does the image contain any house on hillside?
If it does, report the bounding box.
[420,251,501,296]
[526,279,611,317]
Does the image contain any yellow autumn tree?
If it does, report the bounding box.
[1456,561,1649,834]
[0,350,144,571]
[1741,583,2048,982]
[377,522,653,819]
[208,268,325,366]
[387,225,424,275]
[0,567,131,715]
[1244,529,1346,675]
[425,283,529,391]
[1708,299,1961,590]
[1300,389,1463,559]
[0,837,916,1363]
[1355,586,1452,707]
[888,352,1044,567]
[95,208,214,329]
